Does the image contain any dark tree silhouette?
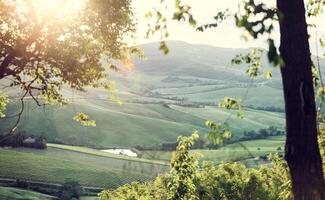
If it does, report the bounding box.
[277,0,325,199]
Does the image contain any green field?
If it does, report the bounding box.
[0,145,168,188]
[171,105,284,136]
[0,136,284,189]
[140,136,285,165]
[162,85,284,108]
[0,99,285,148]
[0,187,56,200]
[0,100,209,148]
[47,143,167,165]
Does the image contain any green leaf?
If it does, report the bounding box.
[205,120,232,144]
[73,112,96,127]
[159,41,169,55]
[0,91,8,118]
[263,70,272,79]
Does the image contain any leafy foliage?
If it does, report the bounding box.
[0,91,8,118]
[103,81,123,105]
[59,180,83,200]
[231,48,272,79]
[99,133,294,200]
[164,133,200,200]
[197,10,229,32]
[321,37,325,49]
[235,0,277,39]
[99,182,155,200]
[306,0,325,16]
[317,87,325,103]
[197,156,291,200]
[145,5,172,55]
[0,0,135,117]
[173,0,197,27]
[317,112,325,170]
[145,9,169,54]
[205,121,231,145]
[98,120,325,199]
[234,0,282,67]
[218,97,244,118]
[312,64,320,87]
[73,112,96,127]
[145,0,197,55]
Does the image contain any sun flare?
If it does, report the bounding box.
[32,0,85,17]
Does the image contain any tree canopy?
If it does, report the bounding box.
[0,0,135,113]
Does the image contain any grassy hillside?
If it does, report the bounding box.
[155,85,284,108]
[0,98,284,148]
[0,136,284,190]
[0,187,56,200]
[170,105,284,136]
[0,145,168,188]
[47,143,167,165]
[0,41,290,149]
[0,100,208,148]
[140,136,285,165]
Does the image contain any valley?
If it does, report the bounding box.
[1,41,318,199]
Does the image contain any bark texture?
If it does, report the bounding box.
[277,0,325,199]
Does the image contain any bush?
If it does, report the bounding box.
[99,133,293,200]
[0,132,47,149]
[59,180,83,200]
[15,179,29,189]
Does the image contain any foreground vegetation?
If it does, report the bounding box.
[99,127,325,200]
[99,133,293,200]
[0,132,318,199]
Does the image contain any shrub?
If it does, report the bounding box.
[99,133,293,200]
[59,180,83,200]
[15,179,29,189]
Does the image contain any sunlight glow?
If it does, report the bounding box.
[32,0,85,17]
[34,0,60,11]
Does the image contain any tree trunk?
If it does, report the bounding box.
[276,0,325,199]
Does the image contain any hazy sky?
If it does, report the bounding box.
[132,0,325,54]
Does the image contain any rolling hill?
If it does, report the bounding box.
[0,41,304,148]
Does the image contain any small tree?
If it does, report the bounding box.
[165,133,200,200]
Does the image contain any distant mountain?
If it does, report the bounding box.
[112,41,284,98]
[133,41,324,80]
[133,41,264,80]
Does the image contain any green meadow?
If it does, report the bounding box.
[0,145,168,188]
[0,187,56,200]
[140,136,285,164]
